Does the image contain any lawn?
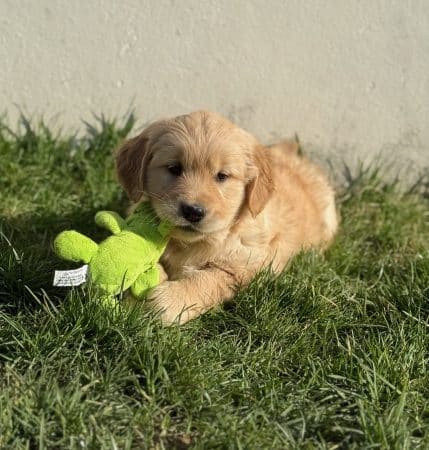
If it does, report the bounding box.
[0,115,428,449]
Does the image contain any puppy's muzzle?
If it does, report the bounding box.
[180,202,206,223]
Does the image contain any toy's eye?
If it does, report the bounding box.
[216,171,229,182]
[167,163,183,176]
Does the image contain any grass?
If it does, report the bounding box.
[0,115,428,449]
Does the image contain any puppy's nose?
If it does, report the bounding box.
[180,202,206,223]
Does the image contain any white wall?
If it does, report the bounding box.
[1,0,428,173]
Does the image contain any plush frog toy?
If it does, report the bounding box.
[53,202,172,303]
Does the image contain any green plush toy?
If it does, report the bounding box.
[53,202,172,304]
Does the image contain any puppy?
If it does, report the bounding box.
[115,111,337,324]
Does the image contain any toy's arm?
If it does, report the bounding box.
[95,211,127,235]
[130,265,160,299]
[54,230,98,263]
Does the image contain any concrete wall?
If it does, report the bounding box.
[1,0,428,174]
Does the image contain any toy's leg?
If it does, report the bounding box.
[95,211,127,235]
[54,231,98,264]
[130,266,160,300]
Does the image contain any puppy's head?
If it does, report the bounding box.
[116,111,273,242]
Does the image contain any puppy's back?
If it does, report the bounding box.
[268,141,338,251]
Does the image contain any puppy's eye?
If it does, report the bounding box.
[216,172,229,183]
[216,171,229,182]
[167,163,183,176]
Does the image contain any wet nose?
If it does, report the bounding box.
[180,202,206,223]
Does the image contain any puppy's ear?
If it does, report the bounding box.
[115,134,151,202]
[246,146,274,217]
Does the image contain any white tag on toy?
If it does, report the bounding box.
[53,265,88,287]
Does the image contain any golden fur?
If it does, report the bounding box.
[116,111,338,324]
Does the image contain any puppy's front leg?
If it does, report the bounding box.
[147,265,239,325]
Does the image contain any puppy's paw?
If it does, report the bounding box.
[147,281,195,325]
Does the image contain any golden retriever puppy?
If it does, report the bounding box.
[115,111,337,324]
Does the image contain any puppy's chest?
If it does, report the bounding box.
[160,238,214,275]
[159,227,268,279]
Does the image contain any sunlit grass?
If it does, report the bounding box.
[0,116,428,449]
